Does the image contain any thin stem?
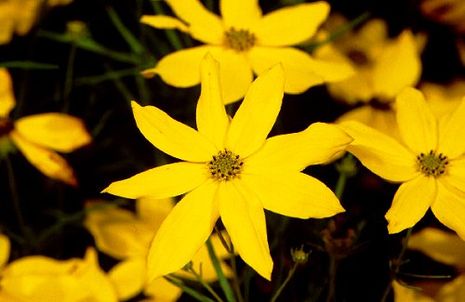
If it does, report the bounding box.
[151,1,183,50]
[165,275,216,302]
[206,238,236,302]
[334,171,347,200]
[63,43,77,112]
[325,257,338,302]
[228,244,245,302]
[270,263,298,302]
[380,227,413,302]
[187,267,225,302]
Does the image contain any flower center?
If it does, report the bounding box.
[0,118,13,138]
[416,150,449,177]
[346,49,370,66]
[223,28,256,52]
[208,149,243,181]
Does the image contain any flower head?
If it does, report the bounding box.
[0,68,91,185]
[103,54,350,280]
[141,0,353,103]
[341,87,465,238]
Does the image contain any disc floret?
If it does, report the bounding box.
[416,150,449,177]
[208,149,243,181]
[223,28,256,52]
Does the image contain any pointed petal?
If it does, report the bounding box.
[165,0,223,44]
[252,2,329,46]
[209,48,254,104]
[14,113,91,153]
[385,176,436,234]
[242,172,344,219]
[225,64,284,157]
[409,227,465,268]
[140,15,189,32]
[220,0,261,28]
[196,54,229,148]
[373,31,422,99]
[131,101,216,162]
[145,276,182,301]
[0,68,15,118]
[246,122,352,172]
[145,45,212,87]
[438,98,465,158]
[0,234,10,269]
[396,87,438,153]
[109,258,146,301]
[249,47,323,94]
[431,181,465,240]
[102,162,207,199]
[146,181,219,281]
[339,121,418,182]
[218,181,272,280]
[445,157,465,194]
[10,131,77,185]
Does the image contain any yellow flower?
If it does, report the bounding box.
[0,234,117,302]
[420,80,465,118]
[85,197,232,301]
[0,68,91,185]
[141,0,353,103]
[340,87,465,237]
[421,0,465,34]
[394,228,465,302]
[103,55,349,280]
[0,0,72,44]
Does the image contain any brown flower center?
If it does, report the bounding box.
[417,150,449,177]
[208,149,243,181]
[0,118,13,137]
[223,28,256,52]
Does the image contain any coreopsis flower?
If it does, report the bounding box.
[85,197,232,301]
[0,234,117,302]
[394,228,465,302]
[103,55,350,280]
[0,0,72,44]
[0,68,91,185]
[141,0,353,103]
[340,87,465,238]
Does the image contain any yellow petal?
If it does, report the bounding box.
[431,180,465,240]
[147,181,219,281]
[242,172,344,219]
[109,258,146,300]
[14,113,91,153]
[437,274,465,302]
[0,234,10,269]
[392,280,434,302]
[140,15,189,32]
[373,30,421,99]
[249,47,323,94]
[146,45,212,87]
[102,162,207,199]
[385,176,436,234]
[84,204,152,259]
[396,87,438,154]
[208,48,253,104]
[10,131,77,185]
[438,98,465,158]
[246,122,352,172]
[165,0,223,44]
[0,6,15,45]
[218,180,272,280]
[0,68,15,117]
[196,54,229,149]
[144,276,182,302]
[253,2,329,46]
[131,101,216,161]
[225,64,284,157]
[339,121,418,182]
[220,0,262,28]
[409,227,465,268]
[445,158,465,194]
[136,197,174,229]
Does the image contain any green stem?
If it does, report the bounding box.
[165,275,216,302]
[270,263,298,302]
[228,245,245,302]
[106,6,145,55]
[151,1,183,50]
[206,238,236,302]
[187,268,225,302]
[63,43,77,112]
[380,228,413,302]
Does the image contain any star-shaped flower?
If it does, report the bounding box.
[141,0,353,103]
[103,55,349,281]
[0,68,91,185]
[341,87,465,238]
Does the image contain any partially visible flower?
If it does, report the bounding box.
[0,0,72,44]
[421,0,465,34]
[141,0,353,103]
[0,68,91,185]
[340,87,465,238]
[85,197,232,301]
[420,80,465,118]
[103,55,350,280]
[394,228,465,302]
[0,234,117,302]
